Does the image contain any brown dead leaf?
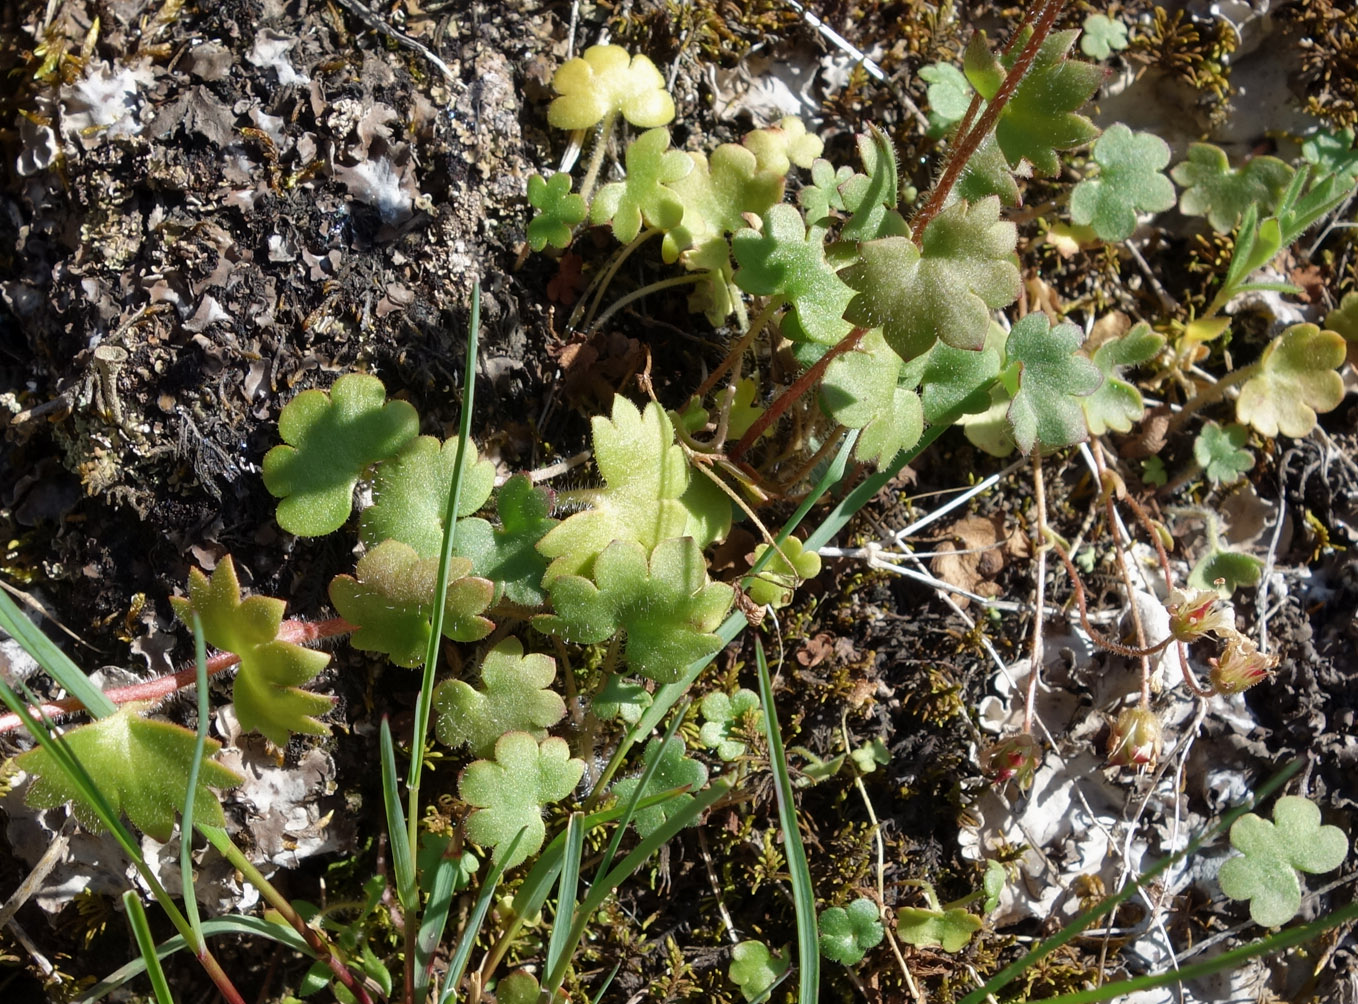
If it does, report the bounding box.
[796,631,836,668]
[930,513,1023,609]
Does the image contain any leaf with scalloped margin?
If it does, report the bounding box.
[896,906,982,952]
[742,116,823,176]
[526,173,587,252]
[263,373,419,537]
[1081,321,1164,435]
[913,324,1004,423]
[955,133,1022,206]
[433,638,565,757]
[819,898,884,965]
[661,144,785,263]
[171,556,332,746]
[16,705,243,843]
[359,435,496,556]
[966,27,1102,176]
[919,62,972,137]
[1194,421,1254,485]
[799,158,854,225]
[820,328,901,429]
[329,540,494,668]
[729,941,788,1002]
[592,675,652,725]
[1070,125,1176,241]
[1171,143,1294,232]
[1235,323,1346,438]
[611,736,708,837]
[536,397,728,583]
[460,732,584,868]
[453,475,557,608]
[1218,795,1348,927]
[1005,312,1103,454]
[591,127,692,243]
[1080,13,1129,60]
[699,687,762,761]
[733,203,855,345]
[841,197,1019,364]
[547,44,675,130]
[535,537,733,684]
[856,386,924,468]
[839,127,908,242]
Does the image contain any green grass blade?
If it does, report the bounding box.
[545,812,585,980]
[409,279,480,793]
[959,759,1304,1004]
[590,962,622,1003]
[755,638,818,1003]
[596,703,689,880]
[179,611,212,940]
[414,841,463,999]
[438,826,527,1004]
[122,890,175,1004]
[79,915,313,1001]
[1024,897,1358,1004]
[0,586,116,717]
[542,779,732,993]
[380,716,416,909]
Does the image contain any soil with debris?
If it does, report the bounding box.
[2,0,1356,1002]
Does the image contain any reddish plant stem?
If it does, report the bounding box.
[727,327,868,462]
[909,0,1067,240]
[197,948,249,1004]
[0,616,357,735]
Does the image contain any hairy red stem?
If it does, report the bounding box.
[727,327,869,462]
[909,0,1067,240]
[0,616,356,735]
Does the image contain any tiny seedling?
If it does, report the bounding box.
[818,897,884,965]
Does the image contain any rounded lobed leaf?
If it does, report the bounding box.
[818,898,885,965]
[547,45,675,130]
[262,373,419,537]
[459,732,584,868]
[1004,312,1103,454]
[1235,323,1346,438]
[841,197,1019,364]
[360,434,496,556]
[16,705,243,843]
[610,736,709,837]
[1070,124,1175,241]
[433,637,566,757]
[526,172,587,252]
[1171,143,1294,232]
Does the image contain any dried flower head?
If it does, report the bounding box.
[1107,707,1163,767]
[980,732,1043,789]
[1166,587,1236,643]
[1209,637,1277,695]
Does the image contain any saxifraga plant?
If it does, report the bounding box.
[3,0,1355,999]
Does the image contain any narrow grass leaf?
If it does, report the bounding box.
[415,845,464,997]
[122,891,173,1004]
[546,812,585,979]
[79,915,313,1001]
[597,704,689,878]
[438,826,526,1004]
[380,717,416,909]
[755,638,818,1003]
[0,587,116,717]
[180,611,212,939]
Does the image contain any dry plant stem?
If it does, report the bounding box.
[842,710,923,1004]
[569,227,660,333]
[1046,536,1172,660]
[728,326,868,461]
[204,828,374,1004]
[909,0,1067,239]
[1164,363,1256,437]
[1025,453,1048,734]
[586,272,706,335]
[1119,492,1216,697]
[692,298,778,401]
[1093,444,1153,706]
[0,617,356,735]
